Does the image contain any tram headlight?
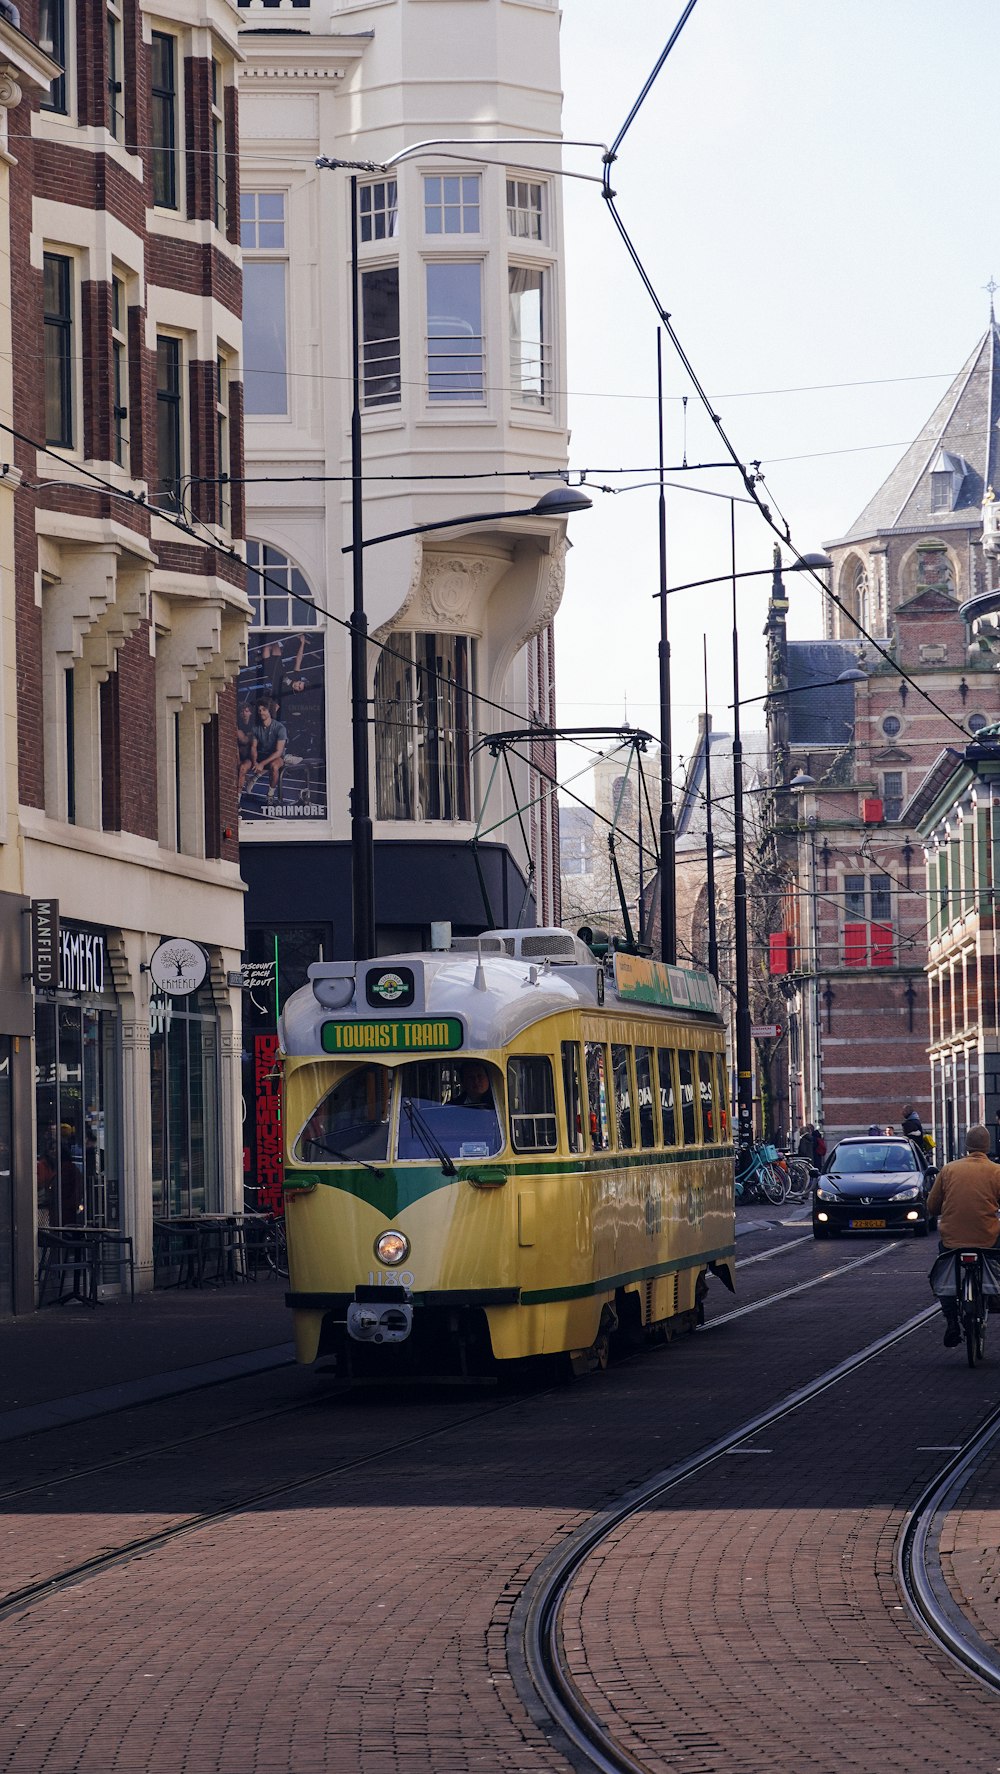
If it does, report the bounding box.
[375,1229,410,1266]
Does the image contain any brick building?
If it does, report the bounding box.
[5,0,247,1307]
[762,318,1000,1143]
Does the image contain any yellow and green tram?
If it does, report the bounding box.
[278,927,735,1375]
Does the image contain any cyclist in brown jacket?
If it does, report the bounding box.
[927,1125,1000,1345]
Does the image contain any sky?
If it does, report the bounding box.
[554,0,998,788]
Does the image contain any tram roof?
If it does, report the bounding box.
[280,931,722,1058]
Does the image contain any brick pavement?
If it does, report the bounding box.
[0,1233,990,1773]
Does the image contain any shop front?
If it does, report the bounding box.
[34,923,121,1239]
[150,980,222,1220]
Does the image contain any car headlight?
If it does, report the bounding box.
[889,1185,921,1201]
[375,1229,410,1266]
[816,1186,840,1201]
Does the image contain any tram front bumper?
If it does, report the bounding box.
[346,1282,413,1345]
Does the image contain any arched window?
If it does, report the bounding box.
[246,538,317,630]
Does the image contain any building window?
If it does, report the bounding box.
[106,0,124,143]
[215,353,231,529]
[150,33,177,209]
[362,268,401,408]
[881,771,903,822]
[111,275,129,471]
[507,177,543,240]
[240,192,288,416]
[155,335,183,510]
[245,541,315,630]
[930,471,952,513]
[844,874,866,920]
[210,59,226,230]
[870,874,892,923]
[99,670,120,831]
[43,253,73,449]
[968,712,988,734]
[426,263,484,403]
[374,632,475,821]
[360,179,398,242]
[39,0,67,114]
[424,174,480,235]
[509,266,548,407]
[64,666,76,824]
[881,713,901,739]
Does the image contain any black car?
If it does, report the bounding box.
[812,1136,937,1238]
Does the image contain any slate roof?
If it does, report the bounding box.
[829,323,1000,545]
[786,642,858,747]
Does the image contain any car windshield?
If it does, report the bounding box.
[829,1142,918,1174]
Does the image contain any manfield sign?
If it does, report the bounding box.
[31,899,59,989]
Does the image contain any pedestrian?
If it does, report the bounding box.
[902,1103,923,1138]
[797,1125,816,1164]
[994,1108,1000,1162]
[814,1127,827,1164]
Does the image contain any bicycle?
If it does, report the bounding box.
[957,1250,988,1367]
[735,1142,786,1205]
[243,1183,289,1278]
[782,1156,815,1203]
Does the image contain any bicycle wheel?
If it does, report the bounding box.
[786,1159,811,1200]
[266,1218,289,1278]
[976,1309,988,1362]
[964,1282,978,1366]
[760,1164,785,1206]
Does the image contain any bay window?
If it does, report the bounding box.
[374,633,475,821]
[509,266,548,406]
[361,268,400,408]
[426,263,484,403]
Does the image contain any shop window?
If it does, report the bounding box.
[634,1045,656,1148]
[657,1048,677,1145]
[35,999,120,1232]
[584,1041,610,1151]
[561,1040,585,1153]
[374,632,475,821]
[150,982,221,1218]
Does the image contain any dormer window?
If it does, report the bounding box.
[929,449,971,513]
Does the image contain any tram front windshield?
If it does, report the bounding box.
[397,1059,503,1161]
[295,1063,391,1163]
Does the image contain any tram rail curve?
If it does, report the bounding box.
[510,1304,941,1774]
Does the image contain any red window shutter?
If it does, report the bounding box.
[870,921,894,966]
[862,797,883,824]
[843,921,868,967]
[769,931,793,975]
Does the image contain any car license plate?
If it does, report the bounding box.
[849,1217,885,1228]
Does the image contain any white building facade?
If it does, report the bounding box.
[235,0,572,1173]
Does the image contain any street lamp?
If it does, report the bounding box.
[656,541,832,1151]
[341,485,591,962]
[317,151,590,962]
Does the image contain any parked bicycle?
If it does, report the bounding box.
[243,1182,289,1277]
[781,1155,815,1203]
[735,1142,786,1205]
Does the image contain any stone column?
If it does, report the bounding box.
[120,1013,154,1290]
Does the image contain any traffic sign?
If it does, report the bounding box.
[751,1023,781,1039]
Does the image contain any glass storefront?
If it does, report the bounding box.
[151,982,221,1218]
[35,1002,120,1231]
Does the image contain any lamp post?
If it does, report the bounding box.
[317,154,590,962]
[340,484,590,960]
[657,541,832,1149]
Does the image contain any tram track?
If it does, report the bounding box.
[511,1303,941,1774]
[0,1237,914,1635]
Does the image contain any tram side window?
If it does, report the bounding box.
[396,1059,504,1160]
[677,1049,697,1145]
[584,1041,611,1150]
[657,1048,678,1145]
[295,1064,391,1163]
[507,1056,558,1152]
[610,1044,634,1149]
[561,1041,586,1153]
[697,1051,716,1144]
[715,1053,730,1141]
[634,1045,656,1148]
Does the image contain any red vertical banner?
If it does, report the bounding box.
[254,1033,284,1213]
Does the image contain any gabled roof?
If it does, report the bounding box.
[829,323,1000,545]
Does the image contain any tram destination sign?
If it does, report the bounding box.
[321,1017,464,1055]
